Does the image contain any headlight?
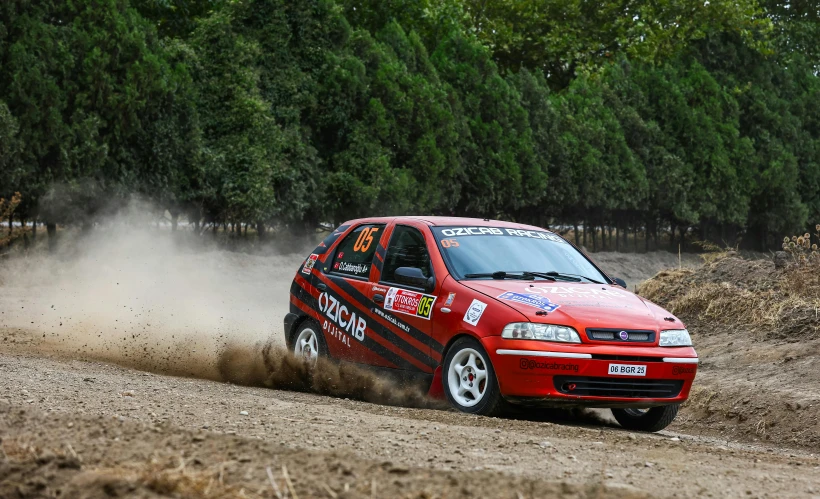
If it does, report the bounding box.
[501,323,581,343]
[659,329,692,347]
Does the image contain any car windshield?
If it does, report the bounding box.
[431,226,608,283]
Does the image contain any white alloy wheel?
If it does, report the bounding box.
[294,327,320,364]
[447,347,488,407]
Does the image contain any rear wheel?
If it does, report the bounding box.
[292,321,327,365]
[611,404,679,432]
[443,337,505,416]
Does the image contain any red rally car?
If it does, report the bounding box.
[285,217,698,432]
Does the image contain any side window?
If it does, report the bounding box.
[381,225,432,284]
[330,224,384,279]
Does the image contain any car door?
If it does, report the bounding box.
[315,222,386,365]
[366,223,442,374]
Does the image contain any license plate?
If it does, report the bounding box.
[608,363,647,376]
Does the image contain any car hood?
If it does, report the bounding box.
[460,280,663,330]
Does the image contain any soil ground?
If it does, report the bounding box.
[1,242,818,498]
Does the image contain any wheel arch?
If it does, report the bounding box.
[439,331,492,367]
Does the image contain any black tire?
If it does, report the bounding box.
[291,320,328,363]
[442,337,506,416]
[611,404,680,432]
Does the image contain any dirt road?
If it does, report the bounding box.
[2,352,819,498]
[1,234,818,497]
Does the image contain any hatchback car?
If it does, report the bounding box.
[285,217,697,431]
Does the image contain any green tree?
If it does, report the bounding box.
[1,0,197,231]
[431,30,545,218]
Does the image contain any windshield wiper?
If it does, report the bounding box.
[463,271,601,283]
[538,271,603,284]
[464,271,555,281]
[522,271,578,282]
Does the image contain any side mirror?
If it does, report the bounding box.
[395,267,435,293]
[612,277,627,288]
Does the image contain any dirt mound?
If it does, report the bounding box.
[639,253,820,341]
[587,251,701,290]
[638,254,820,448]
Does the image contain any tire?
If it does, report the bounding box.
[611,404,680,432]
[442,337,506,416]
[291,320,327,365]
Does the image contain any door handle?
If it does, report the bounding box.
[316,283,327,291]
[373,293,384,304]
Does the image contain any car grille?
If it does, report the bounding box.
[586,328,655,343]
[553,376,683,398]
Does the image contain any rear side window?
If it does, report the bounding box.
[331,224,385,279]
[381,225,433,284]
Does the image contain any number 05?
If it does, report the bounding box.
[354,227,379,252]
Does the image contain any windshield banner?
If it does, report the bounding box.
[437,227,565,243]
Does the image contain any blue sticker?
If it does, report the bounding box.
[497,292,560,313]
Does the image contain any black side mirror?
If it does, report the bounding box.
[395,267,435,293]
[612,277,627,288]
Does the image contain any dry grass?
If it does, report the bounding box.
[1,437,268,498]
[637,255,820,340]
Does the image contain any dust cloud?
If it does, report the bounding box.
[0,210,439,408]
[217,342,440,408]
[1,219,293,379]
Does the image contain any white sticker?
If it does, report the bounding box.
[302,253,319,275]
[463,299,487,326]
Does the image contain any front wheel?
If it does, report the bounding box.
[292,320,327,365]
[611,404,679,432]
[442,337,505,416]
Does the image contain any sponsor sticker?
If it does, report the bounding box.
[444,292,456,306]
[317,292,366,342]
[384,287,437,320]
[526,285,624,299]
[672,365,696,376]
[463,299,487,326]
[302,253,319,275]
[518,358,579,373]
[334,261,370,277]
[372,307,411,333]
[497,291,560,313]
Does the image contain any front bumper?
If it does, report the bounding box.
[483,336,698,408]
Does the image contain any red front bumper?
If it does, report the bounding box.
[483,337,698,408]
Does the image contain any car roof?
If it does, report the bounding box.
[343,216,551,233]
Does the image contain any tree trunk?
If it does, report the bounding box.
[615,221,620,252]
[592,225,597,252]
[21,218,28,248]
[608,224,614,252]
[633,223,638,253]
[32,220,37,241]
[46,222,57,253]
[573,223,579,246]
[669,223,676,251]
[623,220,628,249]
[257,222,266,241]
[582,221,587,248]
